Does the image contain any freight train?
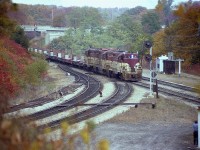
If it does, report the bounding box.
[29,48,142,81]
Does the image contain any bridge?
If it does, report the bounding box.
[21,25,68,45]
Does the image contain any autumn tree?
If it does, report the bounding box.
[0,0,18,36]
[153,29,168,58]
[0,38,31,114]
[172,1,200,65]
[156,0,174,27]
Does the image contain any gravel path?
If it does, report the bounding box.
[93,122,192,150]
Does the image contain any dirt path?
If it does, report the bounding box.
[93,98,198,150]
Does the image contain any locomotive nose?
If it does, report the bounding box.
[134,63,142,70]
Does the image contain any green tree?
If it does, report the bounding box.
[107,14,146,52]
[11,26,29,49]
[66,7,104,31]
[141,11,161,34]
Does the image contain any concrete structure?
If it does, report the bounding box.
[21,25,67,32]
[45,30,65,45]
[21,25,67,45]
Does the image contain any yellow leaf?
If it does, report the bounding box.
[97,139,110,150]
[43,127,51,134]
[60,121,69,134]
[29,141,40,150]
[80,127,90,144]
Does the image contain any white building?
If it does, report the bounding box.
[156,55,169,72]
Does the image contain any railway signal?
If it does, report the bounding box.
[145,54,152,62]
[143,40,154,97]
[144,40,152,49]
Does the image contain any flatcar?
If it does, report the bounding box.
[29,47,142,81]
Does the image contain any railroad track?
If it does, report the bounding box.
[142,76,196,91]
[38,82,132,130]
[8,62,199,131]
[134,77,200,105]
[8,64,84,112]
[20,64,101,121]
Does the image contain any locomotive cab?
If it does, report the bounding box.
[116,52,142,81]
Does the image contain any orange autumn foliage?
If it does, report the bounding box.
[0,37,32,104]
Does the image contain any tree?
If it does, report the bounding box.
[11,26,29,49]
[125,6,147,16]
[153,29,168,58]
[171,1,200,65]
[141,11,161,34]
[107,14,146,52]
[53,15,67,27]
[0,0,18,36]
[153,1,200,66]
[66,7,104,31]
[156,0,174,27]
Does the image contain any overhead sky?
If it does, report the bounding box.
[12,0,191,9]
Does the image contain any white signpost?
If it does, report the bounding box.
[177,58,184,77]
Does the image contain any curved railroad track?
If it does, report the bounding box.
[21,64,102,121]
[8,64,84,112]
[38,82,132,130]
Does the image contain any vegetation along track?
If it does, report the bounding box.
[135,77,200,104]
[21,64,102,121]
[38,82,132,130]
[8,64,84,112]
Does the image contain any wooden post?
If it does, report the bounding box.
[155,79,159,98]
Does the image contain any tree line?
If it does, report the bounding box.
[46,1,200,69]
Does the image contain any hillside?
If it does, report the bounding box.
[9,4,147,26]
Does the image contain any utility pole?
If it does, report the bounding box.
[149,47,153,96]
[51,8,54,26]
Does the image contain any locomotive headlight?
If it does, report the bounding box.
[134,63,142,70]
[130,54,134,59]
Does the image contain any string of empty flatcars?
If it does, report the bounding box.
[29,47,142,82]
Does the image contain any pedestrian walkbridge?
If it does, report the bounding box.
[21,25,68,45]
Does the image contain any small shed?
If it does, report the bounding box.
[156,55,168,72]
[163,60,175,74]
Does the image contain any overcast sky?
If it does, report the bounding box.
[12,0,190,9]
